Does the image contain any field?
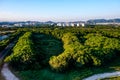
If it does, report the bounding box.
[2,26,120,80]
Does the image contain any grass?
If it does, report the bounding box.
[99,76,120,80]
[33,33,64,57]
[12,55,120,80]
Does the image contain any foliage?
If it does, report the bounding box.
[3,26,120,79]
[84,33,120,65]
[0,31,21,52]
[5,32,40,70]
[32,33,64,66]
[49,33,85,71]
[49,32,120,71]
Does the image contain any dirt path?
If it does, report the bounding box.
[1,63,19,80]
[83,71,120,80]
[0,36,19,80]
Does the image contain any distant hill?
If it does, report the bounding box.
[87,18,120,23]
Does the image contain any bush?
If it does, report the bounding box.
[49,33,85,71]
[84,33,120,65]
[5,32,37,70]
[49,33,120,72]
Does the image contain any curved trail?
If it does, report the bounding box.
[83,71,120,80]
[1,63,19,80]
[0,38,19,80]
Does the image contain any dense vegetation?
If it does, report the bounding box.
[49,33,120,72]
[5,32,42,70]
[3,26,120,80]
[0,31,21,52]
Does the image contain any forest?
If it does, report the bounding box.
[1,26,120,80]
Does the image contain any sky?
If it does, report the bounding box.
[0,0,120,22]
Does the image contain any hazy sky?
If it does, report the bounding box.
[0,0,120,21]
